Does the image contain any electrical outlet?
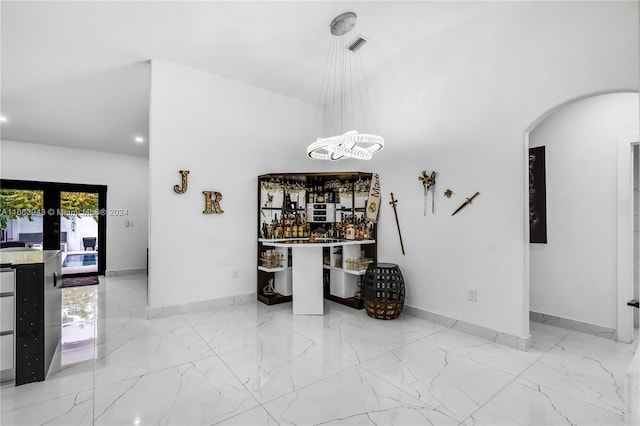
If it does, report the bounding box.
[468,289,477,302]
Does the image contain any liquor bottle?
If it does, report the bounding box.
[346,223,356,240]
[302,214,309,238]
[266,220,271,238]
[316,185,324,202]
[292,214,298,238]
[284,193,292,211]
[275,214,283,239]
[298,215,303,238]
[284,215,291,238]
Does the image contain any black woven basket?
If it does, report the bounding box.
[362,263,405,320]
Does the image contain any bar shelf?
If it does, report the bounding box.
[257,172,377,311]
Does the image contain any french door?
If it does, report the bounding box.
[0,179,107,276]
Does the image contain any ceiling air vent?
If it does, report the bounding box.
[347,35,368,52]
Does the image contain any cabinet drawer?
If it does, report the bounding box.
[0,296,13,333]
[0,334,13,371]
[0,271,15,293]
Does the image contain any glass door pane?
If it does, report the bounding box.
[60,191,99,276]
[0,189,44,249]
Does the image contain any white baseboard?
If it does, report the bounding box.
[530,311,616,340]
[147,293,255,319]
[105,268,147,277]
[404,305,531,351]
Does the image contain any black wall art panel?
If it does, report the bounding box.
[529,146,547,243]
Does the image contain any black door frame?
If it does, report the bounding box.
[1,179,107,276]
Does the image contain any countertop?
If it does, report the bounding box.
[261,238,375,248]
[0,249,61,266]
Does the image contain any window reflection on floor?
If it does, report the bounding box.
[61,285,98,366]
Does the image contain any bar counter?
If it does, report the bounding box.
[259,238,375,248]
[261,239,375,315]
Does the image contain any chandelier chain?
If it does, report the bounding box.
[307,12,384,161]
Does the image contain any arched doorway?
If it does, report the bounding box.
[524,92,639,343]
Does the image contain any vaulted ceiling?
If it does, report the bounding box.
[1,1,496,156]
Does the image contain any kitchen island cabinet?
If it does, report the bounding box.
[0,249,62,385]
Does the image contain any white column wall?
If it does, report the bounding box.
[148,60,320,309]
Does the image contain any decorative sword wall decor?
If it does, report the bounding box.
[389,192,405,255]
[418,170,437,215]
[451,192,480,216]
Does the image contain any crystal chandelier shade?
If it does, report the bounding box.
[307,12,384,161]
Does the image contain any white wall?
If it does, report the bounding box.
[635,145,639,327]
[339,1,636,338]
[528,93,639,329]
[0,140,149,273]
[148,2,638,339]
[148,60,320,309]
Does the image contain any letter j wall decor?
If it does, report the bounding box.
[529,146,547,243]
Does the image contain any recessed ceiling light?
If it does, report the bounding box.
[0,115,7,123]
[134,136,144,143]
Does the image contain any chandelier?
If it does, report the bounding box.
[307,12,384,161]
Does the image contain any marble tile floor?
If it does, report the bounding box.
[1,274,637,426]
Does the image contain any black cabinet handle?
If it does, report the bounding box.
[53,272,58,288]
[627,299,639,308]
